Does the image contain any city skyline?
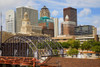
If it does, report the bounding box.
[0,0,100,34]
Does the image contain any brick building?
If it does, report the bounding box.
[38,16,54,37]
[42,29,54,37]
[61,21,76,35]
[63,7,77,26]
[61,15,76,35]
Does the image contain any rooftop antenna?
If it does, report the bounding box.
[0,12,2,49]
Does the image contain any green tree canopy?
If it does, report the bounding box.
[91,46,100,53]
[67,48,79,57]
[68,40,80,50]
[60,42,70,48]
[82,41,92,51]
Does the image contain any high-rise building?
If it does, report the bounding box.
[6,10,16,33]
[61,15,76,35]
[16,6,38,33]
[63,7,77,26]
[40,6,50,18]
[54,18,59,37]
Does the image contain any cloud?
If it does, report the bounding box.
[0,0,25,9]
[93,20,99,25]
[66,0,100,8]
[39,0,100,8]
[52,10,58,17]
[0,0,39,10]
[78,8,91,17]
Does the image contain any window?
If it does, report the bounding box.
[27,22,29,24]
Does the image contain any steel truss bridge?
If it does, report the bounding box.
[0,35,64,66]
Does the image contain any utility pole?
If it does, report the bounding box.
[0,12,2,49]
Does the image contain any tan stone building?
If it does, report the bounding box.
[20,12,33,34]
[40,6,50,18]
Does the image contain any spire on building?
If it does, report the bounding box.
[23,12,29,21]
[43,5,47,9]
[65,15,69,21]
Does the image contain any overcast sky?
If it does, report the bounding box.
[0,0,100,35]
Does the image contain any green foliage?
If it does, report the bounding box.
[60,42,70,48]
[93,41,100,46]
[80,40,100,52]
[68,40,80,49]
[80,44,85,51]
[91,46,100,53]
[53,49,58,55]
[37,43,44,49]
[67,48,79,56]
[82,41,91,51]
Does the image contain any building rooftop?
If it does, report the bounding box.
[16,6,37,11]
[63,7,77,10]
[42,5,48,9]
[41,57,100,67]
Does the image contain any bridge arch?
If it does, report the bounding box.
[1,35,63,60]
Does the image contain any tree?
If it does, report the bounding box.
[68,40,80,50]
[80,44,85,51]
[82,41,92,51]
[60,42,70,48]
[91,45,100,57]
[93,41,100,46]
[67,48,79,58]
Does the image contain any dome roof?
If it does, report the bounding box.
[42,6,48,9]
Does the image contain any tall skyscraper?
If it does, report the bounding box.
[6,10,16,33]
[54,18,59,37]
[16,6,38,33]
[63,7,77,26]
[40,6,50,18]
